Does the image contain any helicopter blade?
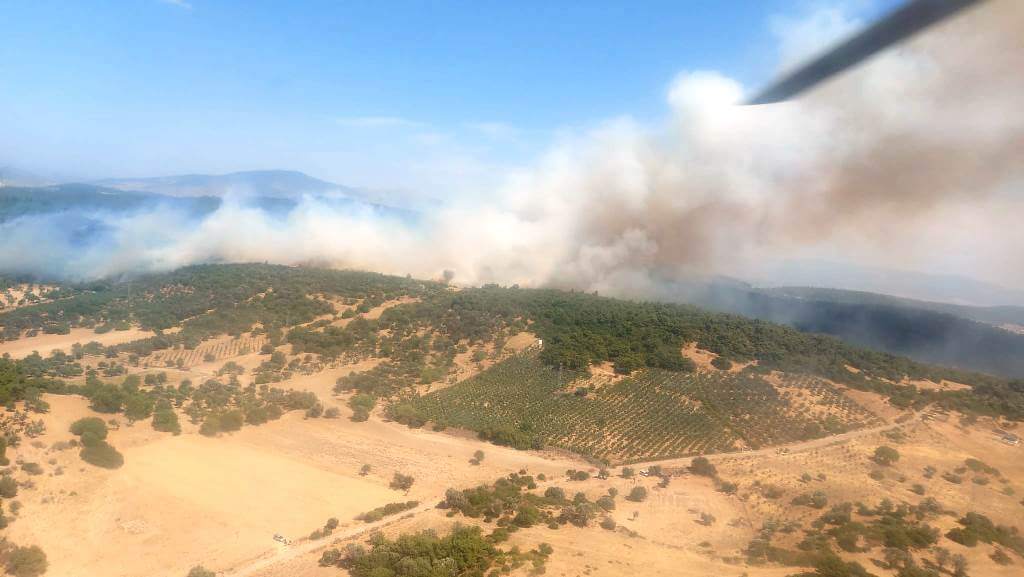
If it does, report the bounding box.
[746,0,986,105]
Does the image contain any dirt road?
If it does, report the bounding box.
[225,501,438,577]
[629,414,917,471]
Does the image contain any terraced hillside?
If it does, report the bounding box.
[395,352,882,464]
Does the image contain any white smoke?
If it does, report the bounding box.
[3,0,1023,293]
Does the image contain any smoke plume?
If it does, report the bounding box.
[2,0,1022,295]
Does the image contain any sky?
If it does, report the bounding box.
[4,0,1021,294]
[1,0,893,194]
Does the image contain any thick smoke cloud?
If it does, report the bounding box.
[3,0,1022,294]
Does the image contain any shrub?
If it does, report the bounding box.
[990,548,1013,566]
[792,491,828,509]
[964,458,999,476]
[79,442,125,469]
[187,567,215,577]
[197,413,220,436]
[689,457,717,477]
[390,472,415,492]
[597,495,616,511]
[69,417,108,441]
[544,487,566,501]
[941,472,962,484]
[124,394,154,423]
[626,487,648,502]
[600,517,617,530]
[945,512,1024,556]
[566,469,590,481]
[715,479,738,494]
[513,505,541,528]
[325,525,501,575]
[152,408,182,435]
[873,446,900,467]
[4,545,48,577]
[711,356,732,370]
[356,501,419,523]
[219,409,244,432]
[0,476,18,498]
[319,549,342,567]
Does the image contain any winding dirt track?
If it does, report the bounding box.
[628,414,918,470]
[225,501,438,577]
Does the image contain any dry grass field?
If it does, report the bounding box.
[2,301,1022,577]
[0,327,158,360]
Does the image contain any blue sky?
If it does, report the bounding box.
[1,0,893,191]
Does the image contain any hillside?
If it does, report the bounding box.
[682,281,1024,379]
[394,352,882,464]
[0,184,219,224]
[767,286,1024,327]
[2,264,1021,426]
[1,263,1023,577]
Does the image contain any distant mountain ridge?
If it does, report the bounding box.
[765,286,1024,328]
[0,183,219,223]
[748,260,1024,307]
[94,169,356,199]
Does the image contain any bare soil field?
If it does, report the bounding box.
[3,390,587,577]
[0,327,158,359]
[3,324,1023,577]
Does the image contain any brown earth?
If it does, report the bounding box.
[0,327,158,360]
[2,328,1022,577]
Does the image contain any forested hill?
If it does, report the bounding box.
[766,286,1024,327]
[0,184,219,223]
[682,282,1024,379]
[0,183,417,225]
[1,264,1022,419]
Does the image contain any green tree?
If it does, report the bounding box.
[80,442,125,469]
[513,505,541,527]
[199,414,221,436]
[124,394,154,423]
[219,409,244,432]
[69,417,108,441]
[152,406,182,435]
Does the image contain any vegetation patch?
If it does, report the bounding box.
[317,524,552,577]
[355,501,419,523]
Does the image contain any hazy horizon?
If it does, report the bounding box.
[3,0,1022,296]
